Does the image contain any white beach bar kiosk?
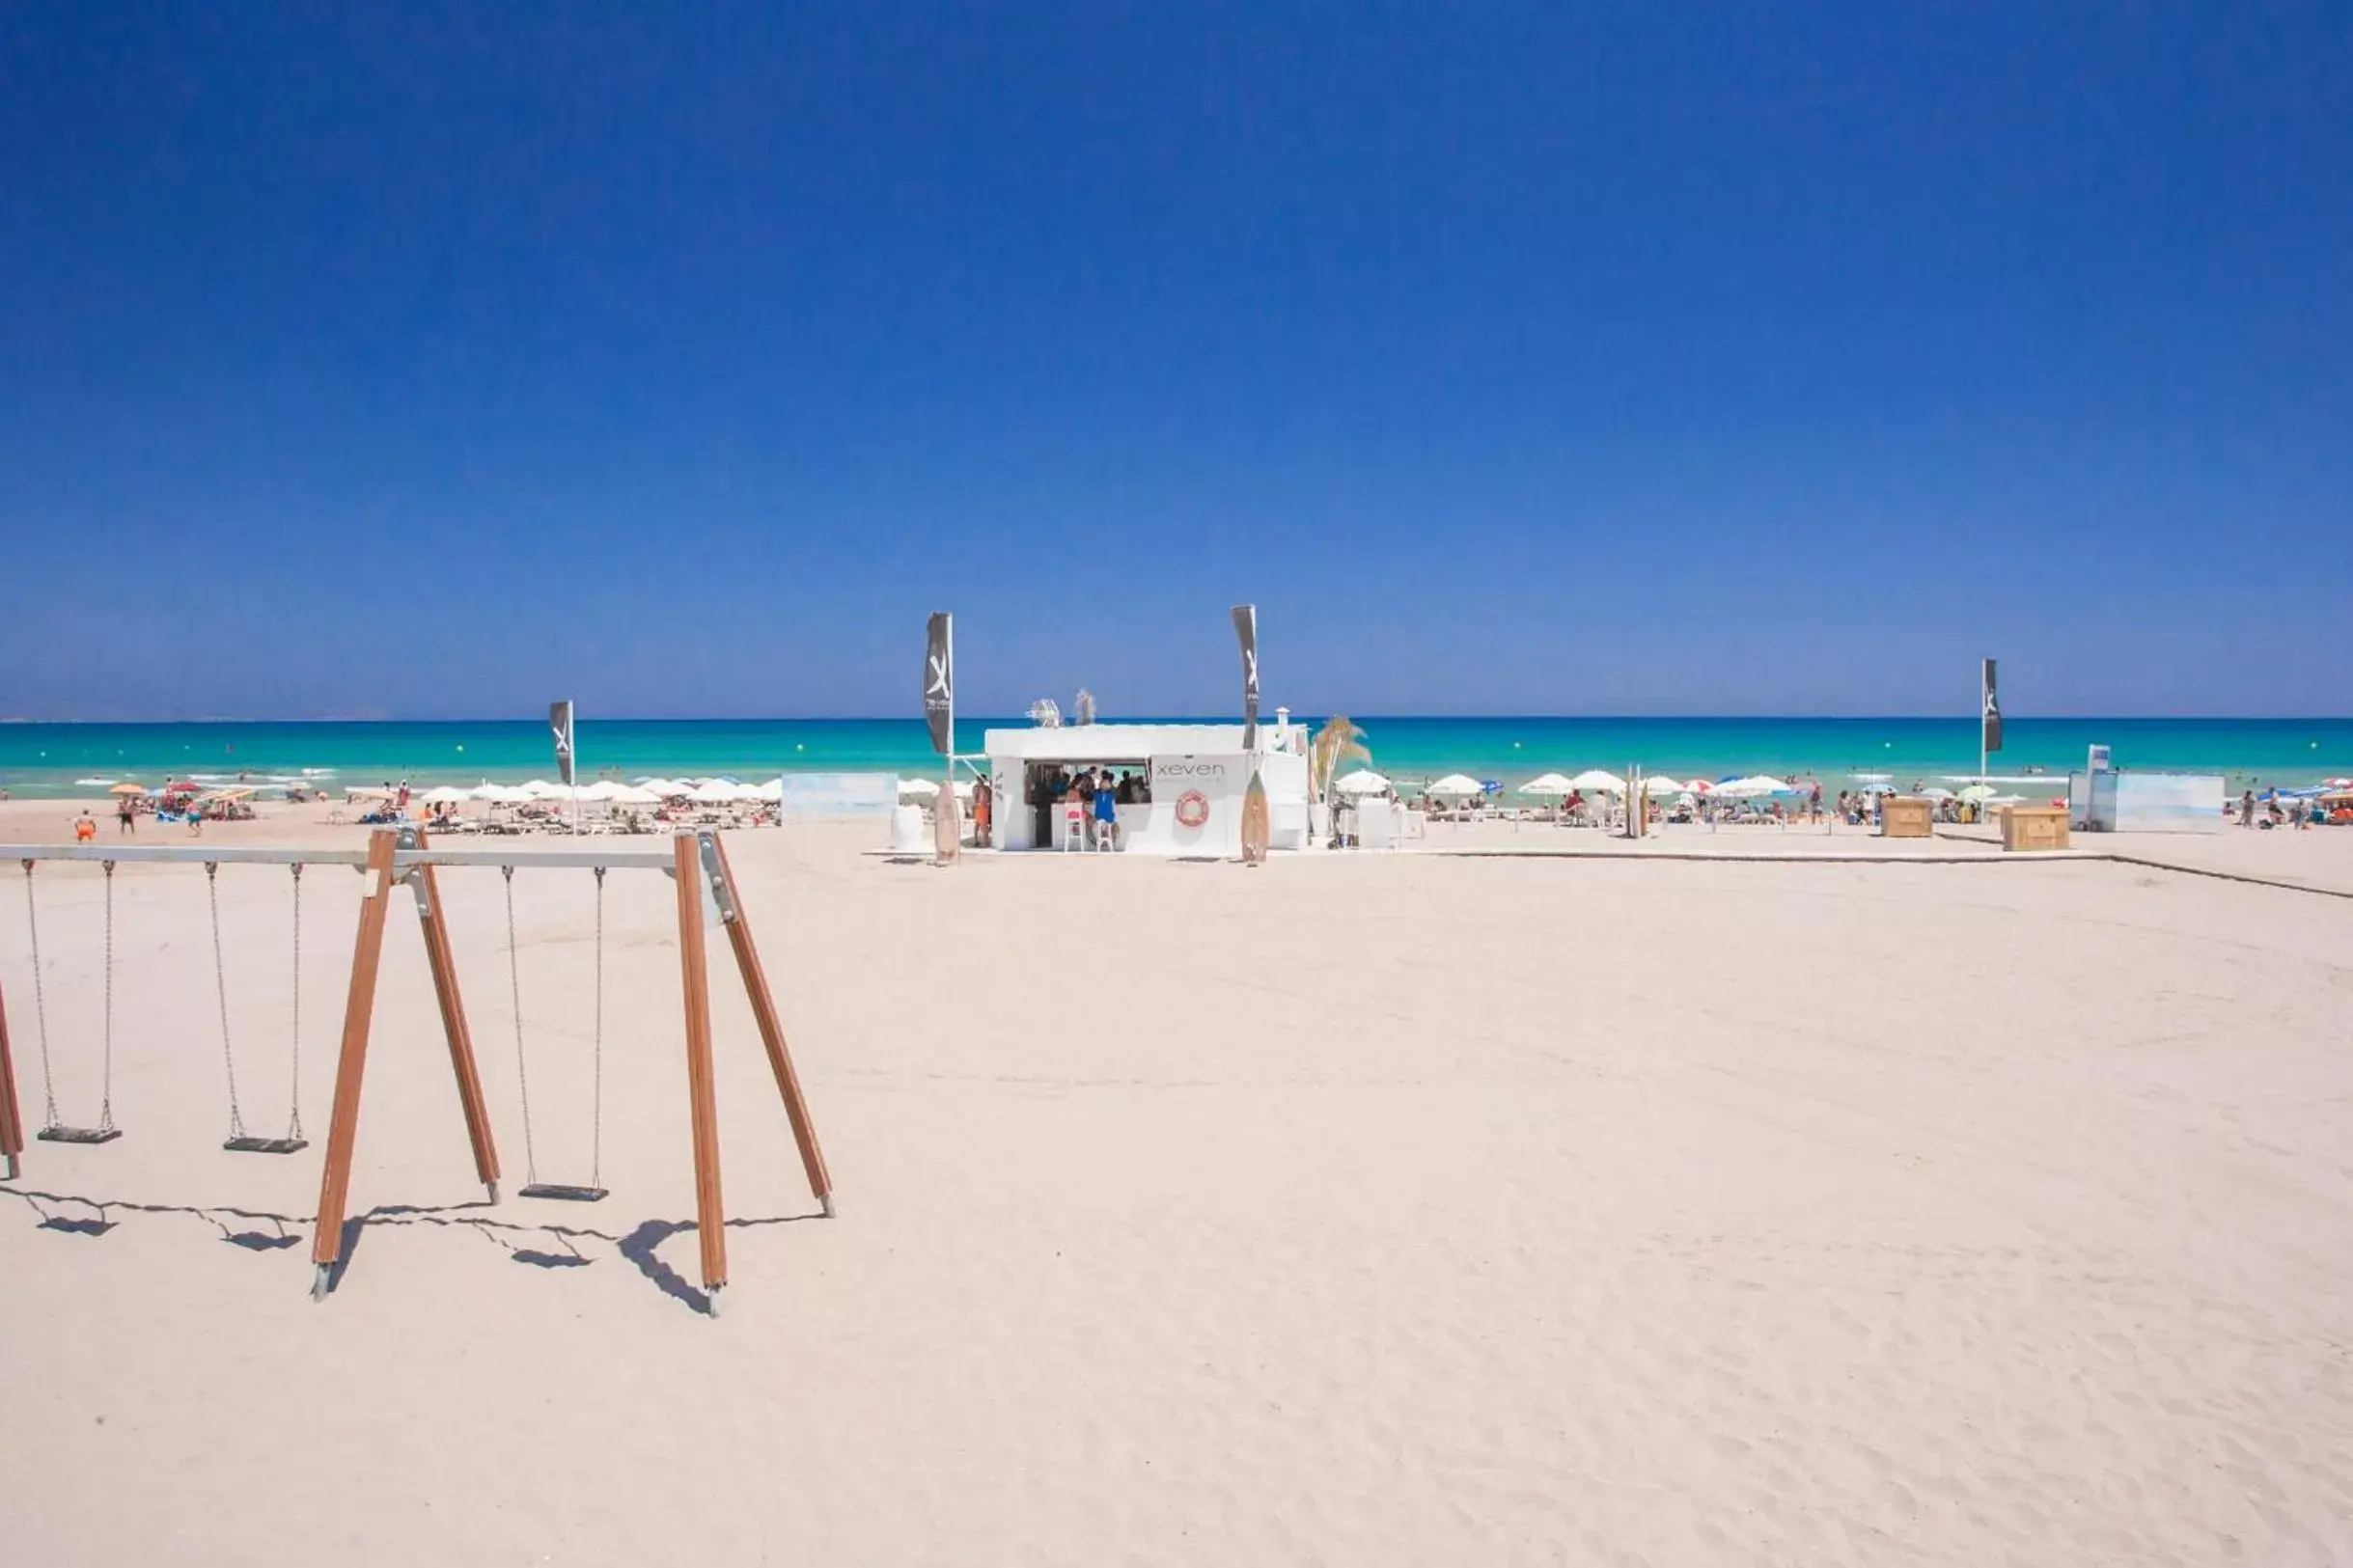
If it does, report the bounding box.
[983,718,1313,855]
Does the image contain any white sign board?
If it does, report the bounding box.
[1150,754,1246,856]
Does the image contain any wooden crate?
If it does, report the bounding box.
[1880,797,1934,839]
[2000,805,2070,852]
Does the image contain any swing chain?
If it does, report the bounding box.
[592,866,604,1188]
[98,861,116,1135]
[503,865,539,1187]
[288,863,305,1143]
[208,861,246,1141]
[22,860,58,1131]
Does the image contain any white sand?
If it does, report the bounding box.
[3,806,2351,1564]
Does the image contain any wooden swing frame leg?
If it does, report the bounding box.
[308,829,505,1302]
[0,977,24,1181]
[405,826,503,1202]
[310,831,401,1302]
[675,835,730,1314]
[706,834,833,1216]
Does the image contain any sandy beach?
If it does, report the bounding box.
[3,801,2350,1565]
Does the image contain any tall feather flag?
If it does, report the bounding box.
[1232,604,1260,751]
[1980,659,2003,755]
[1233,604,1269,866]
[549,701,577,786]
[924,614,954,756]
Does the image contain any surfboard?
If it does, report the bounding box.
[1240,768,1270,866]
[933,780,961,864]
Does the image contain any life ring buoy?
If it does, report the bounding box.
[1175,790,1210,829]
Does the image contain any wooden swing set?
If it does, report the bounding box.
[0,827,831,1315]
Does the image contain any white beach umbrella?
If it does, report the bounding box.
[897,776,941,798]
[1716,775,1786,798]
[607,784,661,806]
[517,778,568,798]
[472,784,532,805]
[638,778,685,797]
[1957,784,1997,802]
[1920,786,1957,801]
[1518,772,1574,795]
[1564,769,1626,793]
[689,780,751,803]
[420,785,471,806]
[1642,775,1685,797]
[1332,770,1392,796]
[574,780,627,801]
[751,778,787,802]
[1427,773,1485,797]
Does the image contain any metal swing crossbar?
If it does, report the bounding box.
[0,830,836,1318]
[0,843,685,871]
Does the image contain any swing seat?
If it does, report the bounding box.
[224,1134,310,1155]
[38,1126,123,1145]
[518,1182,608,1202]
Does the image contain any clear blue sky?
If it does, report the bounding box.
[2,2,2347,721]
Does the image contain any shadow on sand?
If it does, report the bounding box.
[1,1187,822,1314]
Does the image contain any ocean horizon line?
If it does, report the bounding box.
[5,711,2349,726]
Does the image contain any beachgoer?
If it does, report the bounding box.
[1093,772,1118,847]
[118,796,136,835]
[73,810,97,841]
[972,779,993,848]
[2240,789,2255,826]
[187,806,205,836]
[1809,784,1822,822]
[1030,769,1055,847]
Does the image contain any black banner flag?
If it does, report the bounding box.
[1232,604,1260,750]
[925,614,955,756]
[549,701,576,786]
[1981,659,2003,755]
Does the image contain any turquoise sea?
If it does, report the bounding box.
[0,717,2344,799]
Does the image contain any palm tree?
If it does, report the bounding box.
[1308,717,1370,808]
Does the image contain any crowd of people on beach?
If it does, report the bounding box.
[2237,788,2346,829]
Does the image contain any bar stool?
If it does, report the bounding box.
[1062,805,1084,850]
